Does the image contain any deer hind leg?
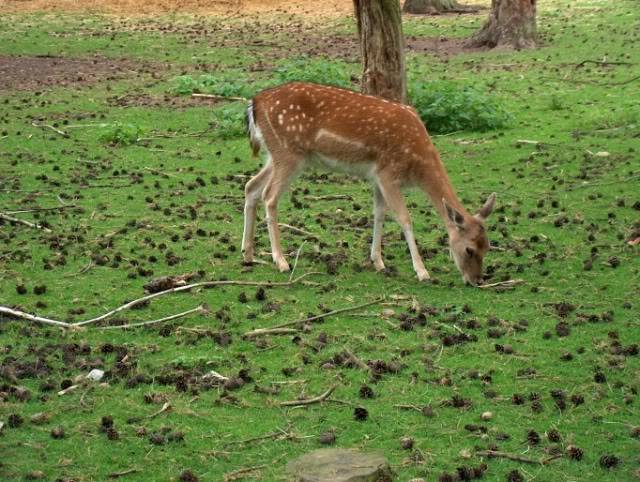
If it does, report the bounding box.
[262,157,302,273]
[241,162,273,263]
[370,185,387,271]
[375,173,430,281]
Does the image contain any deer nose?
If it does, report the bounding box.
[464,276,480,287]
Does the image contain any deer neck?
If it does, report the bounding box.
[417,156,468,226]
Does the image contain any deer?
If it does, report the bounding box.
[241,82,496,286]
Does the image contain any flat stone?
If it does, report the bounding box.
[286,448,393,482]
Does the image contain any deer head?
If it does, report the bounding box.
[443,193,496,286]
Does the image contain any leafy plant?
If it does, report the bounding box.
[171,75,202,95]
[171,73,264,98]
[273,57,354,88]
[410,81,512,134]
[211,102,247,139]
[99,122,143,146]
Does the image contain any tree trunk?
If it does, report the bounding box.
[468,0,536,49]
[403,0,463,14]
[353,0,407,103]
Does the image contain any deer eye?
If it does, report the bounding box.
[465,247,475,258]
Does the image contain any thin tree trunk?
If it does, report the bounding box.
[468,0,536,49]
[353,0,407,103]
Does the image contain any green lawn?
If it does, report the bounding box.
[0,1,638,481]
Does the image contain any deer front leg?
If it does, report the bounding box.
[376,174,430,281]
[242,163,272,263]
[370,185,386,271]
[262,175,290,273]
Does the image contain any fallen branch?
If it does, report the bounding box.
[243,327,299,337]
[73,271,321,327]
[475,450,561,465]
[0,306,71,328]
[280,223,319,240]
[243,298,383,338]
[192,93,248,102]
[108,468,140,478]
[3,205,77,215]
[575,59,633,68]
[95,305,206,330]
[304,194,353,201]
[225,425,294,447]
[31,121,69,138]
[0,212,53,233]
[477,279,524,289]
[223,464,267,482]
[279,384,337,407]
[343,347,371,372]
[0,272,321,329]
[147,402,171,419]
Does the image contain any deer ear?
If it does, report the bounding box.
[477,192,496,220]
[443,198,465,229]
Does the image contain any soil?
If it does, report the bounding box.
[2,0,354,16]
[0,55,155,92]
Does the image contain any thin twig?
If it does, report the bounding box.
[108,468,140,478]
[278,384,337,407]
[243,298,383,338]
[575,59,633,68]
[0,272,321,329]
[477,279,524,289]
[304,194,353,201]
[0,306,71,328]
[224,425,294,447]
[147,402,171,419]
[244,328,299,337]
[74,271,321,327]
[223,464,267,482]
[475,450,561,465]
[343,347,371,372]
[192,93,247,102]
[31,121,69,138]
[95,305,206,330]
[0,212,52,233]
[279,223,319,240]
[289,241,306,282]
[2,205,77,215]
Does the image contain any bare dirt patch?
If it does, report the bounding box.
[2,0,353,17]
[0,55,158,92]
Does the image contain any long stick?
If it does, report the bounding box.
[95,306,205,330]
[0,306,70,328]
[0,212,52,233]
[278,384,337,407]
[0,272,321,329]
[74,271,321,327]
[475,450,561,465]
[31,121,69,138]
[191,93,247,102]
[243,298,383,338]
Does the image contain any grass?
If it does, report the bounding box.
[1,1,639,481]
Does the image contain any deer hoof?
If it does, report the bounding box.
[372,259,386,271]
[416,270,431,282]
[275,259,291,272]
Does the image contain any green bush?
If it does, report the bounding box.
[171,73,262,98]
[99,122,143,146]
[410,82,512,134]
[273,57,354,89]
[211,102,246,139]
